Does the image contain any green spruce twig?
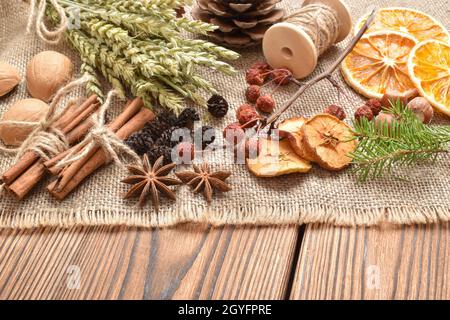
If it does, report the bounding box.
[350,101,450,182]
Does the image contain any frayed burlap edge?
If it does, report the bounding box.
[0,204,449,229]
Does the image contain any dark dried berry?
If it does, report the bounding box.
[146,145,172,165]
[176,107,200,128]
[155,128,176,147]
[323,105,346,120]
[194,126,216,150]
[142,121,168,141]
[125,132,154,155]
[207,94,229,118]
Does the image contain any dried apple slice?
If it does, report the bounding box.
[278,117,317,161]
[301,114,357,171]
[247,138,311,177]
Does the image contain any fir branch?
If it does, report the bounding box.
[350,102,450,181]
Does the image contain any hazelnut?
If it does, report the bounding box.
[365,98,382,116]
[236,104,260,125]
[323,104,346,120]
[354,105,374,121]
[272,68,292,85]
[245,69,264,86]
[27,51,74,102]
[380,89,419,109]
[223,122,245,146]
[407,97,434,124]
[245,85,261,103]
[375,113,396,132]
[256,94,276,113]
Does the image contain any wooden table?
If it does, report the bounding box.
[0,222,448,299]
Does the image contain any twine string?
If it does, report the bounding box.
[285,3,341,56]
[0,75,92,161]
[55,90,142,171]
[26,0,68,44]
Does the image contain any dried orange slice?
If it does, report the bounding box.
[341,31,417,99]
[408,40,450,116]
[355,7,449,42]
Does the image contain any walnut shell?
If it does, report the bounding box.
[26,51,74,102]
[0,61,21,97]
[0,98,49,146]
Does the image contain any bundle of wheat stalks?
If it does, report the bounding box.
[45,0,240,114]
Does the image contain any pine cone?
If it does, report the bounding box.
[192,0,285,48]
[207,94,229,118]
[175,107,200,128]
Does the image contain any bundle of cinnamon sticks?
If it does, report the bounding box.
[1,95,100,199]
[46,97,154,200]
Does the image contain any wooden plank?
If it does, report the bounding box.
[0,225,299,300]
[290,223,450,300]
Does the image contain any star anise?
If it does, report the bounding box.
[175,163,232,203]
[121,155,181,210]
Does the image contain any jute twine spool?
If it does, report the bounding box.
[263,0,352,79]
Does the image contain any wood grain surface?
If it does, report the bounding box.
[290,223,449,300]
[0,225,299,300]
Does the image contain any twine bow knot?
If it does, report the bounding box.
[0,76,92,161]
[56,90,142,171]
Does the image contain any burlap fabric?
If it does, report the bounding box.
[0,0,449,229]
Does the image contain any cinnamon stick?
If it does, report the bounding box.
[1,95,99,185]
[44,98,143,177]
[5,96,100,199]
[48,107,155,200]
[53,98,145,191]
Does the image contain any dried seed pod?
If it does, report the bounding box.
[236,103,260,125]
[0,62,21,97]
[26,51,74,102]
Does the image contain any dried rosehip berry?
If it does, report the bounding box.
[354,105,374,121]
[223,122,246,146]
[246,85,261,103]
[365,98,382,116]
[245,69,264,86]
[236,104,260,125]
[250,61,272,73]
[323,104,346,120]
[272,68,292,85]
[256,94,276,113]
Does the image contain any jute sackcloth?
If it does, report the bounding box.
[0,0,449,229]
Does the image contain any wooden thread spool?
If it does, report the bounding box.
[262,0,352,79]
